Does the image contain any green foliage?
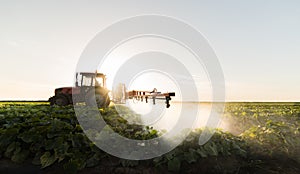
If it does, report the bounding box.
[40,152,57,168]
[167,157,181,172]
[0,102,299,173]
[224,103,300,161]
[152,129,248,172]
[0,103,163,172]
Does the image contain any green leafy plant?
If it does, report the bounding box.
[0,102,299,173]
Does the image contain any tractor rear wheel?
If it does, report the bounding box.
[52,95,69,106]
[85,91,110,108]
[104,94,111,107]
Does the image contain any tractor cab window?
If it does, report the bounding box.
[95,77,103,87]
[81,76,93,86]
[78,73,106,87]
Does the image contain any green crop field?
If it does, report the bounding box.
[0,102,299,173]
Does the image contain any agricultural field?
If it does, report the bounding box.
[0,102,299,174]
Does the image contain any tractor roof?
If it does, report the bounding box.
[79,72,105,77]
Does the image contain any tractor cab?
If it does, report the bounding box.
[76,72,106,88]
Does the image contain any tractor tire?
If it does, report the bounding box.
[52,95,69,106]
[85,91,110,108]
[104,95,111,107]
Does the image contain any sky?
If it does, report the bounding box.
[0,0,300,101]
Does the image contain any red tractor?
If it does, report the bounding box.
[49,72,110,108]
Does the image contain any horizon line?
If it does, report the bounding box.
[0,100,299,103]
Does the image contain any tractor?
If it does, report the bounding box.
[49,72,110,108]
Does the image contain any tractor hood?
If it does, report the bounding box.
[55,87,73,95]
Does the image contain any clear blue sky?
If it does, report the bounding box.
[0,0,299,101]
